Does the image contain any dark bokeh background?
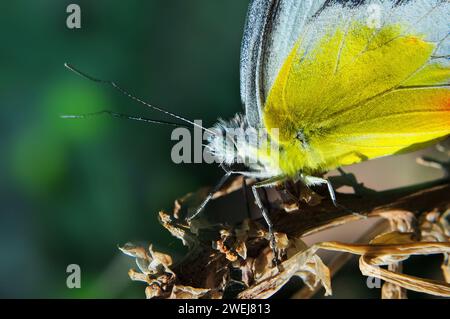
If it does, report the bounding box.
[1,0,447,298]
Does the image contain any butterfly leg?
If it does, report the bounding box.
[301,175,338,207]
[251,176,286,267]
[241,177,253,219]
[301,174,367,218]
[186,170,282,222]
[186,171,234,222]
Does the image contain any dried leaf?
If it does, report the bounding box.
[170,285,211,299]
[121,168,450,299]
[382,263,407,299]
[360,255,450,297]
[370,231,416,245]
[128,269,150,283]
[158,212,197,247]
[119,243,148,259]
[382,282,407,299]
[316,241,450,297]
[253,247,274,280]
[274,233,289,250]
[216,239,238,262]
[236,241,248,260]
[145,284,164,299]
[377,210,416,233]
[149,245,173,268]
[442,254,450,283]
[295,255,332,296]
[239,242,332,299]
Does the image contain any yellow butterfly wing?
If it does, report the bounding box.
[263,3,449,176]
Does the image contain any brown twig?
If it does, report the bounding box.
[121,170,450,298]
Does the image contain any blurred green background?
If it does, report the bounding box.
[1,0,447,298]
[1,0,248,298]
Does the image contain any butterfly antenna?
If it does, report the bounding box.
[60,110,191,128]
[64,63,216,135]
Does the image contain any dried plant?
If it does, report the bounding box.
[121,147,450,299]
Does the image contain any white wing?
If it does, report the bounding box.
[239,0,274,128]
[240,0,332,127]
[239,0,449,127]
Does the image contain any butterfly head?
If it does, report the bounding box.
[206,114,283,178]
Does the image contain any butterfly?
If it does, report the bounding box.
[192,0,450,232]
[65,0,449,245]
